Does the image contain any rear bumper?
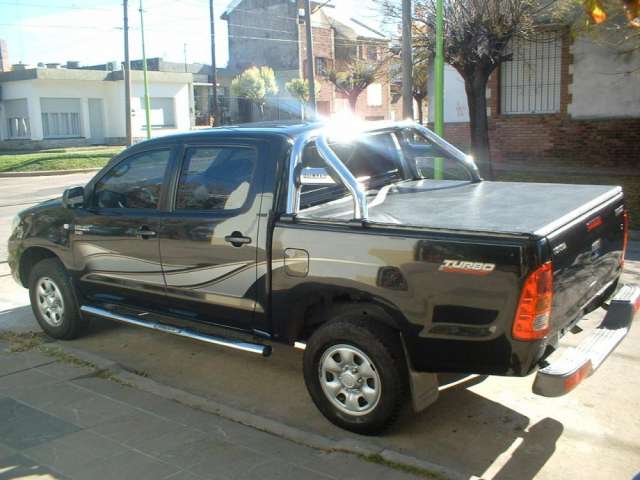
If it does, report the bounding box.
[533,284,639,397]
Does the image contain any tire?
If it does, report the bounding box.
[28,257,87,340]
[303,304,408,435]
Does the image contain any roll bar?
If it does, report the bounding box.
[285,122,481,221]
[285,129,368,221]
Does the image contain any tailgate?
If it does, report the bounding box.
[545,190,626,334]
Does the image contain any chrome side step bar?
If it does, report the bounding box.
[80,305,272,357]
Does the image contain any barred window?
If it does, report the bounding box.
[5,99,30,139]
[500,31,563,115]
[40,98,82,138]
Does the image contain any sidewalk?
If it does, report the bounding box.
[0,340,422,480]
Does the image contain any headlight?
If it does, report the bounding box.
[10,215,23,239]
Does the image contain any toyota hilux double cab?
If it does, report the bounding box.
[8,120,638,434]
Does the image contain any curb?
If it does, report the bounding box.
[51,341,464,480]
[0,168,101,178]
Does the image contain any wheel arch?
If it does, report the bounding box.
[277,283,414,344]
[18,246,62,287]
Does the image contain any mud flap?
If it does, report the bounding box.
[408,370,439,412]
[401,334,439,412]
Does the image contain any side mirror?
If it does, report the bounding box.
[298,167,337,186]
[62,186,85,209]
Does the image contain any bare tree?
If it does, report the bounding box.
[412,61,429,124]
[379,0,545,178]
[324,59,387,112]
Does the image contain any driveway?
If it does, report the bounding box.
[1,174,639,480]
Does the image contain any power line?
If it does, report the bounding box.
[0,22,119,31]
[0,1,113,11]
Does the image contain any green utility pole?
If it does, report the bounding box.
[434,0,444,180]
[139,0,151,140]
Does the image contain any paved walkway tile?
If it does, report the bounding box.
[0,453,69,480]
[23,430,127,476]
[0,350,53,377]
[70,450,181,480]
[0,348,421,480]
[0,398,79,450]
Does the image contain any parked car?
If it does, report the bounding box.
[8,120,638,434]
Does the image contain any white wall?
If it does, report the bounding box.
[569,36,640,119]
[130,81,191,138]
[428,64,470,123]
[0,80,39,140]
[1,75,192,142]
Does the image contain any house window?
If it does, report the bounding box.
[141,97,176,129]
[367,46,378,61]
[41,98,81,138]
[500,30,563,115]
[315,57,330,75]
[367,83,383,107]
[4,99,30,139]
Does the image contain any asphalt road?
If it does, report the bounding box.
[0,172,94,261]
[1,173,639,480]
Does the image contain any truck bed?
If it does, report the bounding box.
[301,180,621,236]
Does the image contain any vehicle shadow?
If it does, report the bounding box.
[0,305,39,334]
[73,317,565,480]
[388,376,564,479]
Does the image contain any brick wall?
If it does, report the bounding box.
[438,29,640,170]
[299,24,334,106]
[438,116,640,170]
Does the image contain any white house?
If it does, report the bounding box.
[0,67,194,148]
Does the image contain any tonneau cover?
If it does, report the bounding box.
[301,180,622,236]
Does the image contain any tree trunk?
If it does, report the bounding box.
[464,72,494,179]
[348,92,359,112]
[416,99,424,124]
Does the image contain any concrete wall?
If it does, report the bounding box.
[569,37,640,119]
[428,64,470,123]
[129,81,191,137]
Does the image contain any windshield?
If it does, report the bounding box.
[299,126,476,211]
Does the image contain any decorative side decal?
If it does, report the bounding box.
[439,259,496,275]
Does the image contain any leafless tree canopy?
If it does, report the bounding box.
[381,0,542,76]
[376,0,551,177]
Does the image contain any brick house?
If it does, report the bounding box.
[429,26,640,168]
[222,0,395,120]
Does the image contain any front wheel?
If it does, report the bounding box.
[28,258,87,340]
[303,307,408,435]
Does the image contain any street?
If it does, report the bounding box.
[1,173,639,480]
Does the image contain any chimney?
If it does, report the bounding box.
[0,39,9,72]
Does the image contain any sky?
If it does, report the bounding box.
[0,0,388,68]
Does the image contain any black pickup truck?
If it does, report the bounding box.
[8,121,638,434]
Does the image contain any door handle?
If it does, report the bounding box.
[225,231,252,247]
[136,226,157,239]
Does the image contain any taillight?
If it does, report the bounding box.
[513,262,553,341]
[621,210,629,267]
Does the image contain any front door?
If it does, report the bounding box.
[158,143,263,332]
[72,147,173,310]
[88,99,105,145]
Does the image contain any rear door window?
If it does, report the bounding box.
[175,146,257,212]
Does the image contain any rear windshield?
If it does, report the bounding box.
[299,128,474,210]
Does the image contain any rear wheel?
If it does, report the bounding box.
[28,258,87,340]
[303,305,408,435]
